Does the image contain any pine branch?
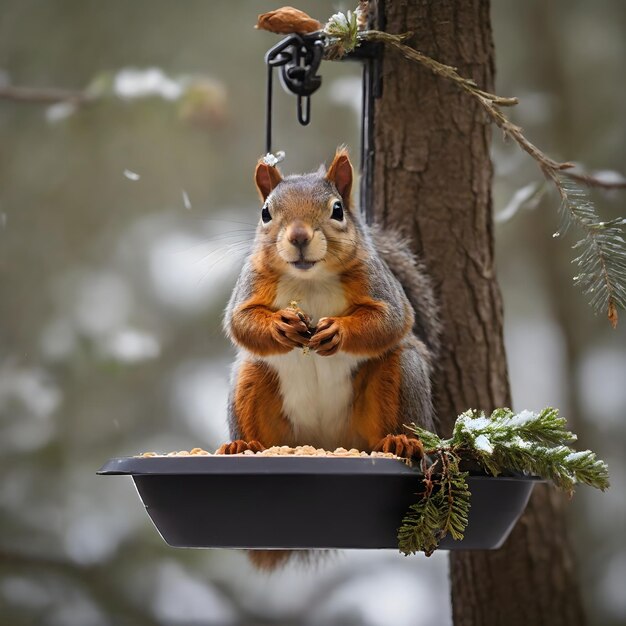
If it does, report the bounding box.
[556,179,626,328]
[453,407,577,448]
[403,423,444,451]
[439,452,471,541]
[397,485,445,556]
[398,408,609,556]
[397,450,471,556]
[451,407,610,491]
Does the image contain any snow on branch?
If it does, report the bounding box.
[398,407,609,556]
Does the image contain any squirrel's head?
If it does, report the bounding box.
[253,148,362,278]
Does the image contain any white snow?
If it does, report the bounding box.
[114,67,183,101]
[502,409,538,428]
[182,189,192,210]
[512,436,532,449]
[326,12,350,32]
[459,415,491,432]
[474,434,494,454]
[123,169,140,181]
[564,450,591,463]
[262,151,285,167]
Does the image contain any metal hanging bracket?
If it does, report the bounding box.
[265,32,325,155]
[263,27,383,218]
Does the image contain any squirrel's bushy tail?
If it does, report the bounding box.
[247,550,294,571]
[369,225,441,360]
[247,549,329,572]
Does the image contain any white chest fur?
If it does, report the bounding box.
[262,271,364,448]
[273,270,347,325]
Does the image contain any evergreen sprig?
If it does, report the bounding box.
[556,178,626,328]
[398,451,471,557]
[398,407,609,556]
[397,487,445,557]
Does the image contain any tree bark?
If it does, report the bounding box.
[371,1,585,624]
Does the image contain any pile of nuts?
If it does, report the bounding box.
[137,445,399,459]
[138,448,210,457]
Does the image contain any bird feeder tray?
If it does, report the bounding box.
[98,456,537,550]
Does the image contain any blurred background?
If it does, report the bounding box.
[0,1,624,624]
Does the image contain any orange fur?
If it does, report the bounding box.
[229,269,294,357]
[230,252,413,447]
[350,347,404,448]
[248,550,293,571]
[234,360,294,446]
[326,147,353,205]
[338,269,414,357]
[255,161,283,201]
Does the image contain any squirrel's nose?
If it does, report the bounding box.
[288,222,312,249]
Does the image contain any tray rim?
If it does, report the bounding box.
[97,455,542,481]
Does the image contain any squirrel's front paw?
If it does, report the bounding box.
[309,317,342,356]
[216,439,266,454]
[271,309,312,350]
[374,434,424,460]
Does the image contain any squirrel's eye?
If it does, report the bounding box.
[331,200,344,221]
[261,204,272,223]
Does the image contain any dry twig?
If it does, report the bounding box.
[0,84,91,105]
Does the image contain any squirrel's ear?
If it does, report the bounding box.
[255,161,283,201]
[326,147,353,204]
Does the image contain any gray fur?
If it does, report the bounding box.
[366,225,440,430]
[226,355,243,440]
[369,225,441,360]
[363,249,413,335]
[399,336,436,432]
[223,257,255,341]
[224,260,255,441]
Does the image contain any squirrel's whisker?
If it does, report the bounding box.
[195,242,253,266]
[196,247,251,285]
[172,234,255,256]
[183,216,257,228]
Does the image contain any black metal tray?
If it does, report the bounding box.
[98,456,536,550]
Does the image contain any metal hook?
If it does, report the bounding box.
[266,63,274,155]
[297,95,311,126]
[264,32,325,154]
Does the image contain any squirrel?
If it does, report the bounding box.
[221,147,440,454]
[220,148,441,569]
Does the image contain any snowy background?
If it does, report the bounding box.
[0,1,624,625]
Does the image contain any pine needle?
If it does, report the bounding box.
[399,408,609,556]
[556,178,626,328]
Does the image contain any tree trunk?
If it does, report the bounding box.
[371,1,585,623]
